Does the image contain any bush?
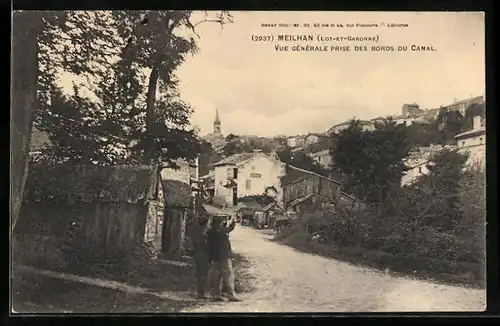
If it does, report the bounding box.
[277,164,485,286]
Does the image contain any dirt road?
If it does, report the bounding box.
[183,226,485,313]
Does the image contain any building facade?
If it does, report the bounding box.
[327,120,375,135]
[286,135,306,148]
[401,144,456,186]
[309,149,333,169]
[210,151,286,207]
[402,103,424,118]
[454,116,486,168]
[443,95,484,116]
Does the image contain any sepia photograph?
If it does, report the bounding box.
[11,10,486,313]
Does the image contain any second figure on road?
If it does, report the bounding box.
[207,215,241,302]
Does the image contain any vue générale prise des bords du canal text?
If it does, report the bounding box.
[250,34,437,52]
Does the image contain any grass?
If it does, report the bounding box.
[12,233,256,313]
[275,232,485,289]
[11,269,199,313]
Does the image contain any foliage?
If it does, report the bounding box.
[331,118,411,203]
[35,11,232,166]
[277,148,329,176]
[306,136,333,154]
[23,163,156,204]
[222,135,281,156]
[403,103,485,148]
[280,147,485,286]
[238,194,275,207]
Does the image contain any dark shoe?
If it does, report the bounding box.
[227,296,242,302]
[213,296,225,302]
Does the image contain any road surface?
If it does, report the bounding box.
[183,225,486,313]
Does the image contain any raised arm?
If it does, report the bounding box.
[222,219,236,233]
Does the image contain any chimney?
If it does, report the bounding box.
[453,98,457,103]
[472,115,481,130]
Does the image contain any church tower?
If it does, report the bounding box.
[213,109,221,134]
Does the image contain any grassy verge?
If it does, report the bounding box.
[11,268,198,313]
[276,234,485,289]
[11,234,204,313]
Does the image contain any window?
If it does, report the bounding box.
[418,167,422,173]
[479,137,483,144]
[462,141,465,147]
[233,168,238,179]
[250,173,262,178]
[245,180,251,190]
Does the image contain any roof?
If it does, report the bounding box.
[404,144,457,167]
[24,165,158,204]
[161,179,192,207]
[237,201,263,210]
[454,126,486,140]
[309,149,330,158]
[281,164,342,187]
[261,202,284,212]
[445,95,484,107]
[202,204,225,215]
[200,171,215,179]
[212,151,282,168]
[332,120,373,128]
[211,152,257,167]
[305,133,328,138]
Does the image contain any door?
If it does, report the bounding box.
[232,187,238,206]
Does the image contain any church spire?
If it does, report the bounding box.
[213,109,221,134]
[215,109,220,123]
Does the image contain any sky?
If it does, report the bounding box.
[58,11,485,137]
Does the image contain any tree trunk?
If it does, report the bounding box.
[143,65,159,164]
[11,11,42,233]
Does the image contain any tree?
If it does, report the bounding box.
[110,11,232,164]
[462,103,485,131]
[11,11,44,231]
[332,118,411,203]
[423,149,469,230]
[435,110,464,144]
[36,11,233,167]
[13,10,131,231]
[277,148,328,176]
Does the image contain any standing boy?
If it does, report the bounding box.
[207,215,241,302]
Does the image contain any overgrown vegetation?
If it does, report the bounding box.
[279,137,486,287]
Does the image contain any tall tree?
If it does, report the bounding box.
[13,10,129,230]
[11,11,44,231]
[36,11,232,167]
[110,11,232,164]
[419,148,469,230]
[332,118,411,202]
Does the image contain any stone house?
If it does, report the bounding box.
[454,115,486,168]
[207,150,286,207]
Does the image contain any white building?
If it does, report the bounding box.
[309,149,332,169]
[209,150,286,207]
[286,135,305,148]
[327,120,375,135]
[454,116,486,168]
[401,144,455,186]
[401,158,431,186]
